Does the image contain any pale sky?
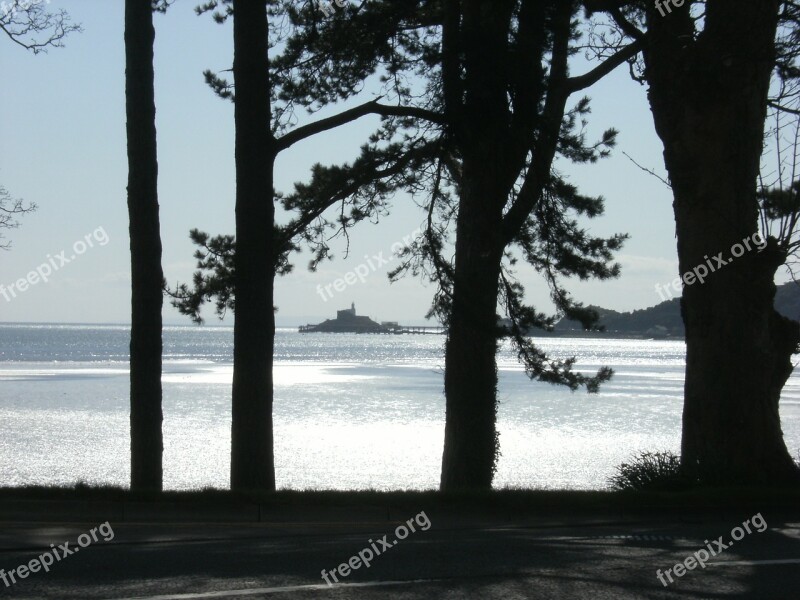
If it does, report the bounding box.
[0,0,715,326]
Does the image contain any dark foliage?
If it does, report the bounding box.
[609,451,695,492]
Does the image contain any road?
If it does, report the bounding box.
[0,509,798,599]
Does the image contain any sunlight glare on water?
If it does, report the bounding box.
[0,325,797,490]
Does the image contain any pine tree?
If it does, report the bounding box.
[587,0,800,485]
[177,0,638,491]
[171,0,439,491]
[125,0,168,492]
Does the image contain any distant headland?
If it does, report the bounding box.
[553,282,800,338]
[298,284,800,338]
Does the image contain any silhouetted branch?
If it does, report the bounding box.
[0,184,36,249]
[0,0,81,54]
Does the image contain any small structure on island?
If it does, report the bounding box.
[299,303,388,333]
[337,303,358,320]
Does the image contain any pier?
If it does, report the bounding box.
[299,323,444,335]
[385,325,445,335]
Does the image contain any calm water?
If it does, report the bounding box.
[0,324,798,491]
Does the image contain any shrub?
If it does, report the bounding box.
[609,451,694,492]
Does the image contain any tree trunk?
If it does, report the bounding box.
[438,0,519,492]
[440,170,505,491]
[645,0,800,484]
[439,0,554,491]
[230,0,276,492]
[125,0,163,492]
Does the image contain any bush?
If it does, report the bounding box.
[609,451,694,492]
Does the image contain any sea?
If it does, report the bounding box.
[0,324,798,491]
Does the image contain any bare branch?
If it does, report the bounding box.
[0,0,81,54]
[0,184,37,250]
[622,151,672,188]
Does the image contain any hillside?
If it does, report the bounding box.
[554,282,800,338]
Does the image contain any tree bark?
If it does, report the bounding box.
[441,170,506,491]
[125,0,163,492]
[440,0,529,491]
[645,0,800,484]
[230,0,276,492]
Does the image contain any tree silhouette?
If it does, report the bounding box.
[171,0,639,491]
[125,0,169,491]
[270,0,635,490]
[169,0,436,491]
[587,0,800,485]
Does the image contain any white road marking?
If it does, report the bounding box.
[112,579,439,600]
[708,558,800,567]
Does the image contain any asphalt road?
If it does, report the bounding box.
[0,510,798,599]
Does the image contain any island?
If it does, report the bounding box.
[299,303,444,334]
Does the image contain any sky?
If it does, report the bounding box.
[0,0,727,326]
